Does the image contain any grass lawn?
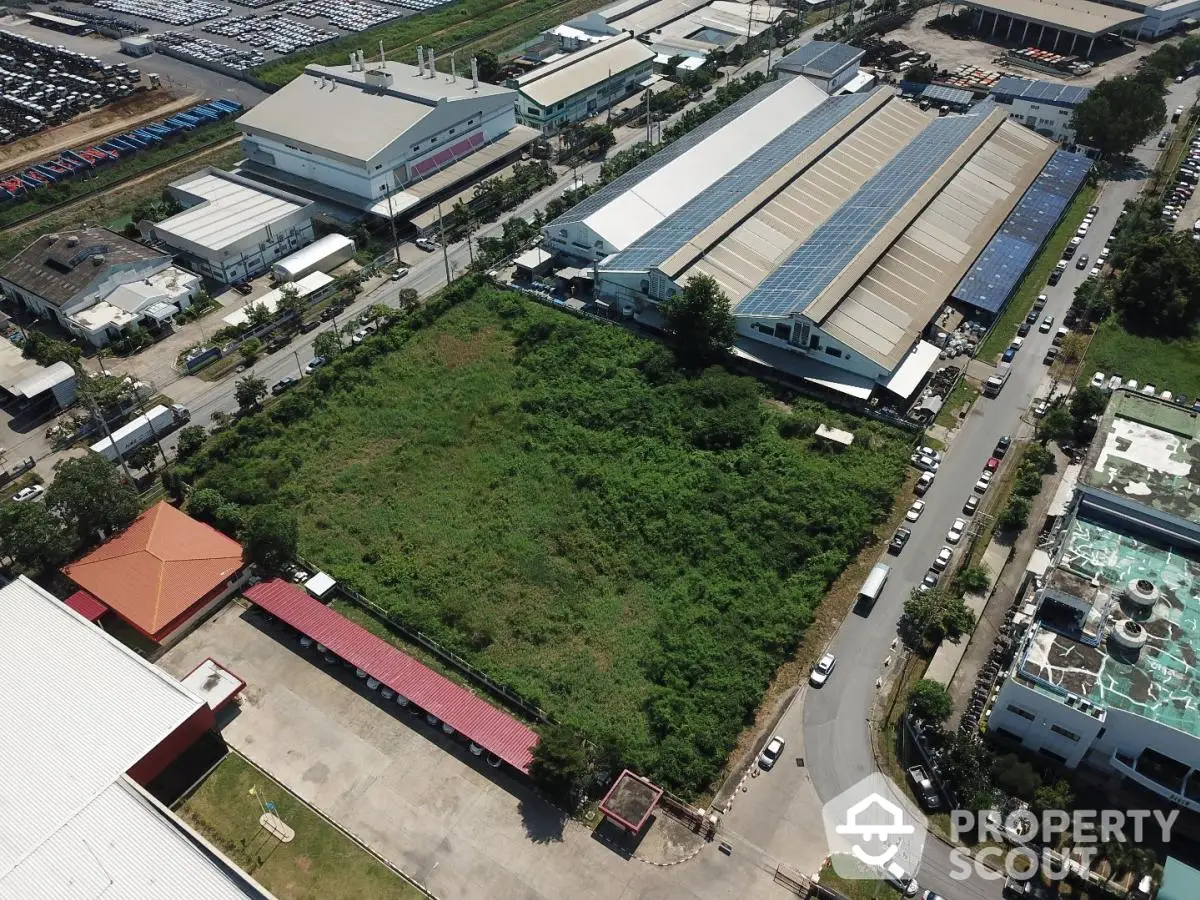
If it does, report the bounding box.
[818,857,902,900]
[186,281,910,795]
[178,753,425,899]
[934,378,978,429]
[976,184,1098,362]
[1077,319,1200,400]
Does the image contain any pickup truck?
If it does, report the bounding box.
[907,765,941,810]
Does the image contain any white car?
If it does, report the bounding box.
[906,499,925,522]
[414,237,438,252]
[916,445,942,462]
[758,735,785,770]
[884,860,920,896]
[390,267,410,281]
[304,355,326,375]
[910,453,939,473]
[1089,266,1102,278]
[1033,399,1050,418]
[1091,371,1106,389]
[974,474,992,494]
[932,545,954,572]
[947,517,966,544]
[11,484,44,502]
[810,653,836,687]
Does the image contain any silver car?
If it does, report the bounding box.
[810,653,836,687]
[758,735,785,770]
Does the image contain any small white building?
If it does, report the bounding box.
[154,168,316,285]
[990,77,1091,145]
[509,35,656,133]
[0,228,200,347]
[774,41,865,95]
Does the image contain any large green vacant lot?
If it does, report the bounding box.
[1080,320,1200,400]
[189,284,908,793]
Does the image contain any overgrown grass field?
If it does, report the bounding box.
[187,284,909,794]
[1078,319,1200,400]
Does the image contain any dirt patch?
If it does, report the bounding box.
[295,856,312,872]
[433,330,492,368]
[0,90,199,171]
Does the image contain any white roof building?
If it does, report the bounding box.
[155,169,317,285]
[0,576,273,899]
[222,271,334,327]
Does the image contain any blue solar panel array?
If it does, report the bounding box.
[920,84,975,108]
[952,150,1093,314]
[601,90,878,272]
[991,77,1090,108]
[736,112,990,318]
[544,79,787,231]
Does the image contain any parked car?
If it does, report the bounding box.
[947,517,966,544]
[1033,294,1048,310]
[1033,399,1050,417]
[1025,310,1038,325]
[810,653,836,687]
[271,376,298,395]
[1091,371,1106,388]
[1039,315,1055,333]
[1017,322,1030,337]
[415,237,438,252]
[915,471,935,496]
[985,457,1001,472]
[758,735,785,770]
[390,267,410,281]
[994,435,1011,457]
[232,281,253,296]
[932,546,954,571]
[910,453,939,473]
[883,861,919,897]
[974,473,992,493]
[890,527,912,554]
[906,499,925,522]
[11,484,44,502]
[1075,254,1089,270]
[963,495,980,516]
[299,319,320,334]
[1043,347,1059,365]
[304,356,326,375]
[1002,347,1016,363]
[922,570,940,589]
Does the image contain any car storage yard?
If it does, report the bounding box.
[160,601,767,900]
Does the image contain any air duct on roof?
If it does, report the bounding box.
[417,46,425,77]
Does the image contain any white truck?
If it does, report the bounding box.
[983,362,1012,397]
[90,404,190,463]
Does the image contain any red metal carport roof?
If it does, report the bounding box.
[244,579,539,773]
[64,589,107,622]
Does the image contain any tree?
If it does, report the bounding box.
[907,679,953,724]
[175,425,208,460]
[1032,779,1075,817]
[187,487,226,525]
[474,49,500,83]
[312,330,341,361]
[1037,405,1073,445]
[396,288,419,310]
[999,495,1031,531]
[660,274,736,367]
[21,332,80,368]
[528,723,590,809]
[1112,234,1200,335]
[127,443,160,472]
[956,565,991,595]
[243,504,298,570]
[0,500,73,571]
[991,753,1042,798]
[46,453,139,544]
[1072,78,1166,158]
[160,469,186,504]
[905,63,937,84]
[235,375,267,413]
[239,337,263,363]
[1059,332,1086,365]
[937,732,996,811]
[244,302,273,329]
[904,587,975,645]
[277,284,306,321]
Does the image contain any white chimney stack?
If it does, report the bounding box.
[471,56,479,89]
[358,50,365,70]
[428,48,436,78]
[379,40,386,68]
[417,46,425,76]
[349,52,356,70]
[450,51,457,82]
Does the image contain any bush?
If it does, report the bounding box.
[907,679,953,723]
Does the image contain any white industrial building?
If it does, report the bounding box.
[990,76,1091,145]
[0,228,201,347]
[271,233,355,282]
[774,41,866,94]
[154,168,316,285]
[989,392,1200,812]
[545,75,1081,399]
[237,51,537,220]
[510,34,656,132]
[0,575,274,898]
[564,0,787,58]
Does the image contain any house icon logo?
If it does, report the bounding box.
[822,773,928,881]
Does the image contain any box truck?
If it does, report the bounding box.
[90,404,189,463]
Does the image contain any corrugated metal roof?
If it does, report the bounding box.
[920,84,976,107]
[244,580,540,773]
[156,171,310,253]
[991,76,1090,107]
[64,588,107,621]
[514,36,655,108]
[776,41,864,78]
[960,0,1143,35]
[0,576,217,888]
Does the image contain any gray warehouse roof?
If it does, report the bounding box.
[992,76,1091,106]
[513,35,656,108]
[156,169,312,254]
[958,0,1143,36]
[775,41,864,78]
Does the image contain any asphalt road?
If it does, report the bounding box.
[788,79,1199,900]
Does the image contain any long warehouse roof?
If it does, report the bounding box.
[513,36,655,108]
[244,580,540,773]
[958,0,1143,36]
[156,169,311,254]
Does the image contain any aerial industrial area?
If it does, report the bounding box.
[3,0,1200,897]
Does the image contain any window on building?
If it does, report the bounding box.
[824,346,842,358]
[1006,705,1036,721]
[809,334,820,349]
[1050,725,1080,742]
[774,323,790,340]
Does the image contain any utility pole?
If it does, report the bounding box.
[383,184,400,265]
[437,200,451,285]
[293,349,304,379]
[645,88,651,144]
[80,383,133,483]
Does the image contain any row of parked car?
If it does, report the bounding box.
[1162,131,1200,230]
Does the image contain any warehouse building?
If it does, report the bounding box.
[0,228,201,347]
[564,0,786,57]
[546,77,1086,400]
[237,51,537,220]
[774,41,865,94]
[154,169,316,285]
[944,0,1143,56]
[989,76,1091,144]
[509,34,656,133]
[989,392,1200,812]
[0,575,273,898]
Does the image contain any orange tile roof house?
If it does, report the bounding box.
[64,501,247,644]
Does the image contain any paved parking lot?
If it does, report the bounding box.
[161,602,785,900]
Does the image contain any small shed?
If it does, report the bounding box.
[180,657,246,713]
[513,247,553,281]
[120,35,156,57]
[598,769,664,834]
[304,571,336,599]
[815,424,854,447]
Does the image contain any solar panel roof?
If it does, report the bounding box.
[545,79,787,230]
[952,149,1092,313]
[921,84,975,107]
[601,90,878,272]
[992,76,1090,107]
[735,112,989,319]
[776,41,864,77]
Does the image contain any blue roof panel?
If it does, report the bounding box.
[601,90,878,272]
[776,41,863,77]
[991,76,1090,108]
[952,150,1093,314]
[735,112,989,319]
